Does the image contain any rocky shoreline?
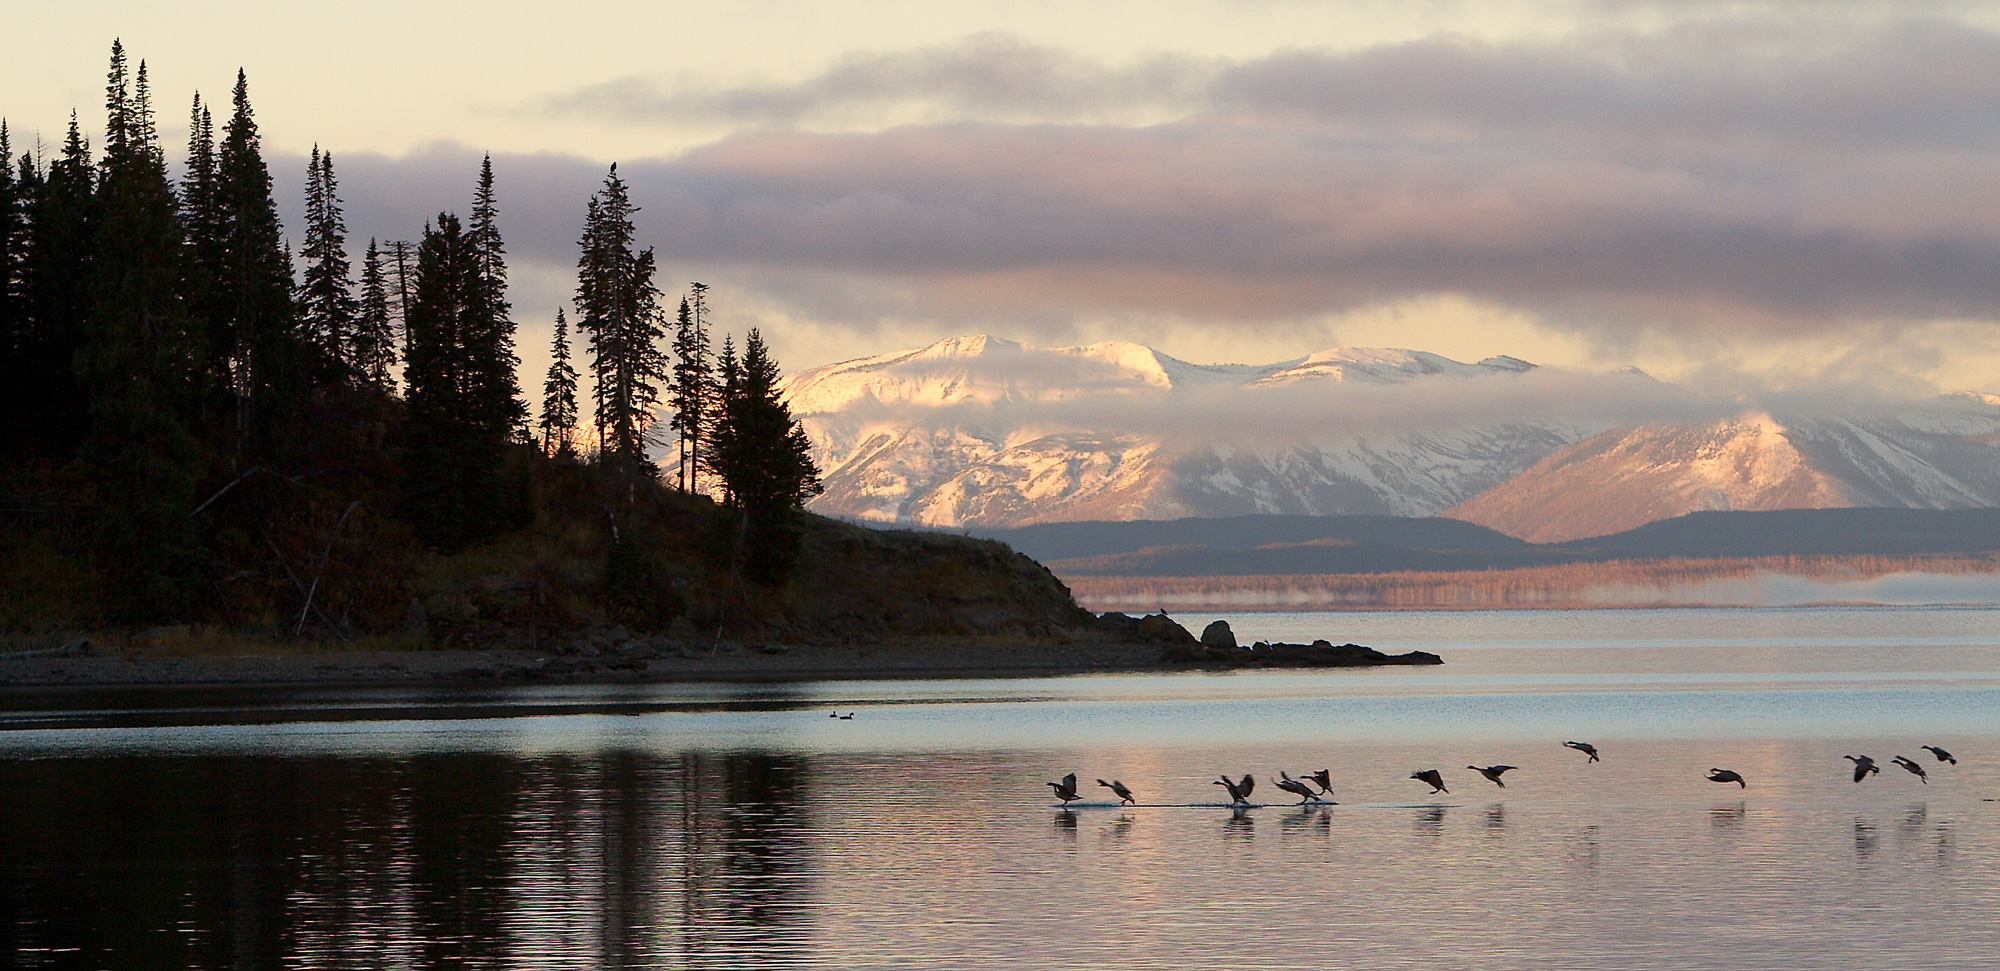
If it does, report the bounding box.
[0,614,1438,689]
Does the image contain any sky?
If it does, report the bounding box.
[9,0,2000,401]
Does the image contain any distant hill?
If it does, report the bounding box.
[955,508,2000,577]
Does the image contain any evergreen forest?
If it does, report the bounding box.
[0,44,889,647]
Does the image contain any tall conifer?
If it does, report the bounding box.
[540,309,579,459]
[668,283,713,491]
[0,120,24,458]
[706,329,822,582]
[21,115,96,460]
[83,49,205,614]
[574,164,667,474]
[462,155,524,443]
[217,69,301,464]
[297,146,356,382]
[353,238,396,389]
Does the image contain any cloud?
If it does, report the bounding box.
[541,33,1218,126]
[285,15,2000,395]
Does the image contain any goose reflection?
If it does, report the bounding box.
[1898,804,1928,838]
[1484,804,1507,835]
[1710,802,1745,830]
[1281,805,1330,838]
[1101,814,1135,842]
[1571,824,1601,872]
[1413,805,1447,838]
[1224,807,1255,841]
[1052,810,1078,838]
[1854,816,1879,860]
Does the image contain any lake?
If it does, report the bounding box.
[3,606,1998,969]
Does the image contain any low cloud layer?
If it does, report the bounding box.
[261,12,2000,397]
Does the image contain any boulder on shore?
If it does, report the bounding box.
[1158,639,1442,669]
[1200,620,1237,650]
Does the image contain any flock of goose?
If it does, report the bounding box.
[1045,740,1965,806]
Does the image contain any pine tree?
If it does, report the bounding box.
[706,329,822,582]
[668,283,713,491]
[463,155,525,444]
[573,164,668,475]
[352,238,396,389]
[21,114,96,460]
[540,308,579,458]
[387,238,415,359]
[402,196,526,550]
[82,49,205,615]
[179,93,231,434]
[0,120,25,461]
[296,146,356,383]
[217,69,302,465]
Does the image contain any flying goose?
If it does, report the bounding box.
[1410,768,1448,794]
[1275,772,1320,804]
[1213,773,1256,805]
[1048,773,1081,803]
[1469,764,1517,788]
[1890,756,1929,784]
[1563,741,1600,762]
[1707,768,1746,788]
[1921,745,1957,766]
[1305,768,1334,797]
[1844,755,1880,783]
[1097,778,1135,805]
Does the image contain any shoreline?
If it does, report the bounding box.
[0,638,1211,691]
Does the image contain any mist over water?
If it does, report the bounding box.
[4,606,1999,969]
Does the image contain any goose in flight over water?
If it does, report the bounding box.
[1470,765,1517,788]
[1411,768,1449,794]
[1275,772,1320,804]
[1707,768,1746,788]
[1097,778,1135,805]
[1921,745,1957,765]
[1890,756,1930,784]
[1563,741,1600,762]
[1048,773,1082,804]
[1305,769,1334,797]
[1844,755,1880,783]
[1213,774,1256,805]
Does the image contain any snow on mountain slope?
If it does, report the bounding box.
[781,335,2000,534]
[781,335,1615,527]
[1444,403,2000,542]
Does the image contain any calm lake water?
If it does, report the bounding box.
[4,606,2000,969]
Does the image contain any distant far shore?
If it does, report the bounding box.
[1065,554,2000,612]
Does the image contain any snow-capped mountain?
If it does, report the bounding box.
[1445,406,2000,542]
[780,335,1624,528]
[779,335,2000,540]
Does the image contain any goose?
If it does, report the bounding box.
[1844,755,1880,783]
[1563,741,1600,762]
[1890,756,1929,784]
[1275,772,1319,804]
[1469,764,1517,788]
[838,713,853,720]
[1305,769,1334,797]
[1707,768,1746,788]
[1410,768,1448,794]
[1048,773,1081,803]
[1213,773,1255,805]
[1097,778,1135,805]
[1921,745,1957,766]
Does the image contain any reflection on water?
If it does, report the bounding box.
[6,605,2000,969]
[0,752,813,970]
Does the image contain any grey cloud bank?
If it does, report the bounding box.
[259,12,2000,396]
